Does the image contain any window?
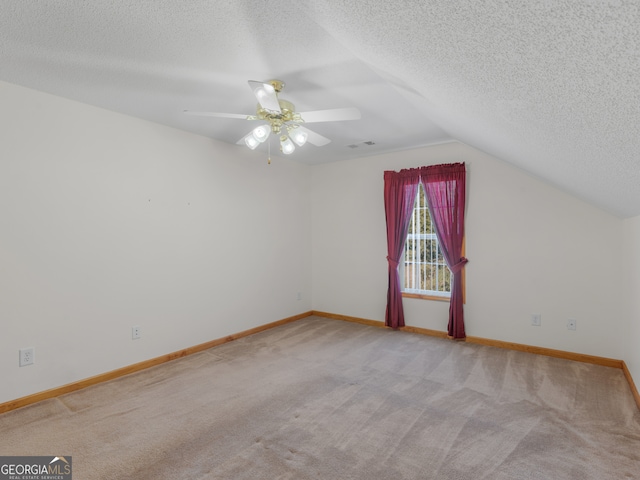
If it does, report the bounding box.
[403,184,452,299]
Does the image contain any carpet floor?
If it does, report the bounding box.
[1,316,639,479]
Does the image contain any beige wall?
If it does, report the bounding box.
[623,216,640,383]
[311,143,626,359]
[0,81,312,403]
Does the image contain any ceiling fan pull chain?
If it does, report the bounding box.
[268,137,271,165]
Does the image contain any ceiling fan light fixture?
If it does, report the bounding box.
[188,78,360,159]
[244,133,260,150]
[280,135,295,155]
[289,129,308,147]
[252,124,271,143]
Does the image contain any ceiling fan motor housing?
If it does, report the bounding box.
[256,98,301,133]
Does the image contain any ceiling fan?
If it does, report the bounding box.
[184,79,361,161]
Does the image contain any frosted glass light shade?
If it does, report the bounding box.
[289,129,308,147]
[280,136,295,154]
[244,134,259,150]
[252,125,270,143]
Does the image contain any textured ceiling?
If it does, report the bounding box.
[1,1,639,217]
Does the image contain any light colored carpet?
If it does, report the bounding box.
[1,316,639,479]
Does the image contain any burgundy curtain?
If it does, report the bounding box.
[421,163,468,339]
[383,169,420,328]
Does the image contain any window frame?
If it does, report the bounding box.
[401,185,466,303]
[401,246,465,303]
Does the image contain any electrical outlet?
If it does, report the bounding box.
[297,292,302,301]
[132,326,141,340]
[567,319,577,330]
[19,347,35,367]
[531,314,541,326]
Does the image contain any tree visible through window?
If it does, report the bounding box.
[403,184,452,297]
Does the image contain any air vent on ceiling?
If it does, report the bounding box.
[346,141,376,148]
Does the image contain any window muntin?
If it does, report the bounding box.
[403,184,451,297]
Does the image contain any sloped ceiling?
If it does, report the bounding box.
[1,1,639,217]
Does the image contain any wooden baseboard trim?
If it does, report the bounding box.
[622,361,640,411]
[0,311,313,415]
[310,311,386,328]
[400,325,451,339]
[312,311,640,410]
[5,310,638,414]
[464,335,623,369]
[310,311,452,339]
[312,311,623,368]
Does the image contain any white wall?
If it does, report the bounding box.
[311,142,626,359]
[0,81,312,404]
[623,215,640,383]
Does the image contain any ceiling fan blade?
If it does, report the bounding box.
[248,80,282,114]
[295,125,331,146]
[299,107,361,123]
[183,110,252,120]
